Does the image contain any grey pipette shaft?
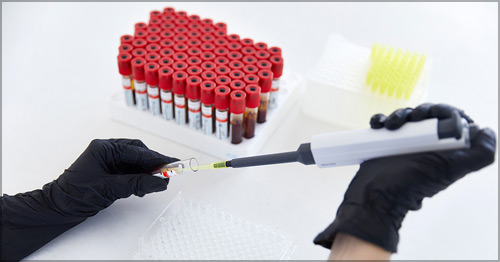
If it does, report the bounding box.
[226,143,316,168]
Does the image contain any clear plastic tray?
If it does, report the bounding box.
[132,193,296,260]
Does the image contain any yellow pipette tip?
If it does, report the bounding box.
[197,161,229,170]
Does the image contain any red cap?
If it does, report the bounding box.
[149,18,162,27]
[268,46,282,56]
[256,60,272,70]
[200,26,214,34]
[174,34,188,43]
[134,30,147,40]
[201,71,217,81]
[186,57,202,66]
[159,47,174,57]
[172,61,188,71]
[187,30,201,39]
[227,51,243,61]
[200,81,216,104]
[229,80,246,91]
[189,14,200,22]
[215,65,231,75]
[147,26,161,35]
[227,34,240,42]
[158,66,174,90]
[145,62,160,86]
[187,38,202,47]
[245,84,261,108]
[200,52,216,61]
[173,43,188,52]
[214,56,229,66]
[243,74,259,86]
[145,53,160,63]
[186,76,202,100]
[131,58,146,81]
[214,47,229,57]
[173,52,188,61]
[172,71,188,95]
[117,53,133,76]
[174,19,189,28]
[215,86,231,110]
[214,22,227,33]
[243,64,258,75]
[135,22,147,32]
[258,69,273,93]
[242,55,257,65]
[119,44,133,54]
[187,23,201,31]
[213,30,227,38]
[270,55,284,78]
[132,38,147,49]
[229,69,245,80]
[200,34,215,43]
[228,60,244,71]
[150,10,162,19]
[227,42,242,51]
[132,48,147,58]
[120,35,133,45]
[160,24,175,33]
[146,43,161,53]
[186,65,202,76]
[255,50,270,60]
[215,75,231,86]
[201,18,213,26]
[240,38,254,47]
[200,42,215,52]
[175,10,188,17]
[163,7,175,14]
[159,39,175,48]
[230,90,246,114]
[214,38,229,47]
[241,46,256,56]
[158,57,174,67]
[254,42,268,50]
[163,14,176,21]
[200,61,216,71]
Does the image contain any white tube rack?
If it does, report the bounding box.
[109,71,303,159]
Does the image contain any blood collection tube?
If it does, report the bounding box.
[200,42,216,52]
[186,76,202,130]
[117,53,135,107]
[174,34,188,43]
[254,42,268,50]
[215,75,232,87]
[269,55,284,109]
[200,81,216,135]
[213,30,226,38]
[215,65,231,76]
[227,51,243,61]
[159,66,174,120]
[240,38,254,47]
[214,22,227,34]
[187,47,202,57]
[229,70,245,81]
[257,69,273,123]
[172,61,188,71]
[255,50,270,60]
[145,62,161,116]
[214,86,230,140]
[172,71,188,125]
[119,44,133,54]
[188,14,201,23]
[132,48,147,58]
[145,53,160,63]
[201,18,213,26]
[227,34,240,42]
[187,39,202,48]
[147,26,162,35]
[132,58,148,111]
[120,35,133,45]
[160,27,175,36]
[229,90,246,144]
[158,57,174,67]
[159,39,175,49]
[146,44,161,54]
[201,61,216,71]
[256,60,272,70]
[200,52,216,62]
[135,22,147,32]
[243,74,259,86]
[146,34,161,44]
[173,43,189,52]
[244,84,261,138]
[214,38,229,48]
[214,47,229,57]
[150,10,162,20]
[186,66,203,77]
[186,56,202,67]
[201,71,217,81]
[268,46,282,56]
[176,10,188,17]
[243,64,259,75]
[187,23,201,31]
[163,6,175,14]
[230,79,246,91]
[241,46,256,56]
[159,48,174,58]
[242,55,257,65]
[149,18,162,27]
[173,53,188,62]
[132,38,147,49]
[200,26,214,35]
[227,42,242,52]
[228,61,244,71]
[214,56,230,66]
[201,34,215,43]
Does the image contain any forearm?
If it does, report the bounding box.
[328,233,391,260]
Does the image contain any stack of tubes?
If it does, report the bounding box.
[117,7,284,144]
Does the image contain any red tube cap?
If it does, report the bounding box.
[214,38,229,47]
[200,26,214,34]
[186,65,202,76]
[149,18,162,27]
[173,43,189,52]
[255,50,270,60]
[174,19,189,27]
[258,69,273,93]
[227,51,242,61]
[145,62,160,86]
[160,24,175,34]
[176,10,188,17]
[158,57,174,67]
[228,60,244,71]
[240,38,254,47]
[131,58,146,81]
[230,79,246,91]
[270,55,284,78]
[145,53,160,63]
[214,22,227,33]
[215,65,231,76]
[213,30,226,38]
[200,34,215,43]
[230,90,246,114]
[245,84,261,108]
[158,66,174,90]
[187,57,202,66]
[227,34,240,42]
[174,34,188,43]
[241,46,256,56]
[147,26,161,35]
[159,47,174,57]
[201,81,216,104]
[132,38,147,49]
[242,55,257,65]
[172,61,188,71]
[187,30,201,39]
[172,71,188,95]
[214,47,229,57]
[268,46,282,56]
[150,10,162,19]
[119,44,133,54]
[186,76,202,100]
[229,69,245,80]
[215,75,231,86]
[120,35,133,45]
[135,22,147,32]
[189,14,201,23]
[214,56,229,66]
[215,86,231,110]
[200,52,216,62]
[227,42,242,52]
[146,43,161,54]
[173,52,188,61]
[201,61,216,71]
[243,64,258,75]
[201,71,217,81]
[200,42,216,52]
[117,53,133,76]
[159,39,175,48]
[243,74,259,86]
[187,23,201,31]
[187,38,202,47]
[256,60,272,70]
[132,48,147,58]
[163,7,175,14]
[146,34,161,44]
[254,42,268,50]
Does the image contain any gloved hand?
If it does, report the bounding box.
[314,103,496,253]
[2,139,179,261]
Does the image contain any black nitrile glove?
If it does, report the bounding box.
[1,139,179,261]
[314,103,496,253]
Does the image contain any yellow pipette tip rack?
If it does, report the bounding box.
[366,43,427,100]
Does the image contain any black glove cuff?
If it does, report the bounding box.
[313,203,402,253]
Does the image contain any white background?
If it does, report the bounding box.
[2,2,498,260]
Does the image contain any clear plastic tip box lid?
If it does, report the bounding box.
[132,193,296,260]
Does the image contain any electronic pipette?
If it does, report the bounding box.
[153,112,477,178]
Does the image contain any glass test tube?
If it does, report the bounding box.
[244,85,261,138]
[159,66,174,120]
[145,62,161,116]
[200,81,216,135]
[214,86,231,140]
[230,90,247,144]
[269,55,284,109]
[152,158,199,179]
[117,53,135,107]
[132,58,148,111]
[257,69,273,123]
[172,71,188,125]
[186,76,202,130]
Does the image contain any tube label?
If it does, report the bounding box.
[148,85,161,116]
[188,100,201,130]
[135,82,148,111]
[160,90,173,120]
[174,95,186,125]
[122,77,134,107]
[269,79,280,109]
[201,105,213,135]
[215,110,228,139]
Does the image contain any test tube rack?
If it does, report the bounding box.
[109,70,303,159]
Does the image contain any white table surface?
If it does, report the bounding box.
[2,2,498,260]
